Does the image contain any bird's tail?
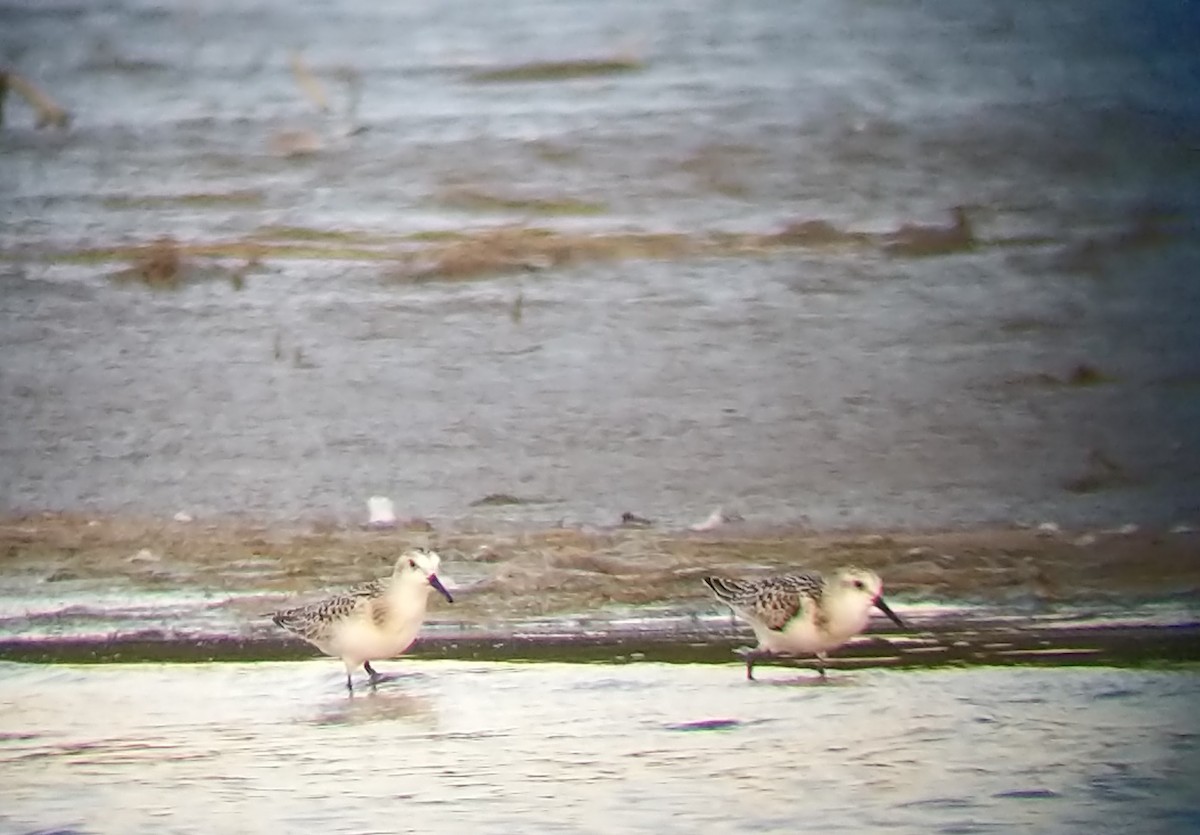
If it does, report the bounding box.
[702,575,750,603]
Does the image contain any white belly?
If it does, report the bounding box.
[754,610,869,656]
[327,619,420,664]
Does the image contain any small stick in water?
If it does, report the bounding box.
[1,70,71,129]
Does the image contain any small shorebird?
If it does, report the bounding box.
[271,548,453,691]
[702,567,905,680]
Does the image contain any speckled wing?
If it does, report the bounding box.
[703,572,824,631]
[272,578,388,642]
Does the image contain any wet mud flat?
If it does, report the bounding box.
[0,513,1197,670]
[5,514,1199,598]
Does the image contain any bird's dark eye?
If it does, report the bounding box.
[408,559,417,569]
[853,579,866,590]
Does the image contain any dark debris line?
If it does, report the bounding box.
[1,623,1198,668]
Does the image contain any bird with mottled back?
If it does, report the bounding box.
[703,566,905,680]
[272,579,387,644]
[271,548,453,691]
[703,573,825,631]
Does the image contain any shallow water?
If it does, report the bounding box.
[1,661,1197,834]
[1,0,1199,530]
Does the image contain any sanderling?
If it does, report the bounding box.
[702,566,905,680]
[271,548,453,691]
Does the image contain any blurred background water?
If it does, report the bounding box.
[1,0,1199,529]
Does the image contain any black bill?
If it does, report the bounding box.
[874,596,904,628]
[428,573,454,603]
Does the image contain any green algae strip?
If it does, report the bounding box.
[467,57,644,83]
[101,190,266,209]
[438,189,607,216]
[251,225,395,245]
[3,623,1199,668]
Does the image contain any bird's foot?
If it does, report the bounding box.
[731,651,829,682]
[733,647,770,681]
[363,661,405,688]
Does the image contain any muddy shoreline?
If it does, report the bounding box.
[2,513,1198,669]
[3,513,1198,602]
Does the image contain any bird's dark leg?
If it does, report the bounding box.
[815,653,828,681]
[734,646,766,681]
[364,660,381,687]
[345,672,354,693]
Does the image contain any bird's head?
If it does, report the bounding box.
[394,548,454,603]
[834,566,903,628]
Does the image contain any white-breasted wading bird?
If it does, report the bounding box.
[702,566,905,680]
[271,548,453,691]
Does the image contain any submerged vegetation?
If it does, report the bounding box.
[19,204,1170,288]
[45,214,976,288]
[105,236,264,290]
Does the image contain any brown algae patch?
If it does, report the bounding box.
[386,223,865,281]
[391,226,694,281]
[1000,363,1119,391]
[110,236,187,289]
[761,220,874,248]
[1063,363,1116,386]
[386,212,1003,279]
[36,211,1067,283]
[466,56,644,83]
[65,239,390,275]
[39,226,720,279]
[468,493,559,507]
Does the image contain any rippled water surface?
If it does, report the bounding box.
[2,662,1198,834]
